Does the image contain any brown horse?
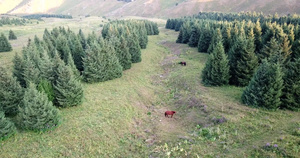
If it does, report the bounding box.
[179,61,186,66]
[165,111,176,118]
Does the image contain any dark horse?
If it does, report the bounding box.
[165,111,176,118]
[179,61,186,66]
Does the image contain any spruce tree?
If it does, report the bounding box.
[127,32,142,63]
[53,56,83,108]
[202,41,230,86]
[254,20,263,53]
[231,29,258,86]
[8,30,17,40]
[188,25,200,47]
[291,39,300,60]
[0,66,24,116]
[18,83,60,131]
[55,35,72,64]
[207,28,223,54]
[12,53,26,87]
[242,60,284,109]
[109,36,132,70]
[259,37,282,62]
[281,58,300,111]
[0,111,16,140]
[68,33,85,71]
[197,26,212,53]
[0,33,12,52]
[176,27,184,43]
[83,41,123,83]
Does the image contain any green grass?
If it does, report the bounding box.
[0,19,299,158]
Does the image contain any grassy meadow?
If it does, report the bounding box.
[0,17,299,158]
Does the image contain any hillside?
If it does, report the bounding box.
[1,0,299,17]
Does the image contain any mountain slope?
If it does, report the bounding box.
[1,0,299,17]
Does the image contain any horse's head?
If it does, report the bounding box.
[172,111,176,114]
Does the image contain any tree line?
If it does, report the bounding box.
[166,12,300,111]
[22,14,73,20]
[0,17,28,26]
[0,20,159,141]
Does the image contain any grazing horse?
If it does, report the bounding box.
[179,61,186,66]
[165,111,176,118]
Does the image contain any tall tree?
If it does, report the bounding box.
[207,28,223,54]
[83,41,123,83]
[53,56,83,108]
[8,30,17,40]
[280,59,300,111]
[0,111,16,140]
[202,41,230,86]
[18,83,60,131]
[109,36,132,70]
[242,60,283,109]
[0,66,24,116]
[0,33,12,52]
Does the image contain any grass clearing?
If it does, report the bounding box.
[0,18,299,158]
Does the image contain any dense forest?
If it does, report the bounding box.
[0,20,159,140]
[166,12,300,111]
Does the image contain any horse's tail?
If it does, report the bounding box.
[165,112,167,117]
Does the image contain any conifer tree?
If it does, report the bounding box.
[207,28,223,54]
[127,32,142,63]
[0,33,12,52]
[0,111,16,140]
[68,33,85,71]
[18,83,60,131]
[291,39,300,60]
[197,26,212,53]
[109,36,132,70]
[56,35,72,64]
[176,27,184,43]
[12,53,26,87]
[254,20,263,53]
[78,29,87,49]
[83,41,123,83]
[0,66,24,116]
[188,25,200,47]
[8,30,17,40]
[235,29,258,86]
[259,37,282,62]
[53,56,83,108]
[281,58,300,111]
[202,41,230,86]
[242,60,283,109]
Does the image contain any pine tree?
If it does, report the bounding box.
[78,29,87,50]
[109,36,132,70]
[259,37,282,62]
[291,39,300,60]
[18,83,60,131]
[202,41,230,86]
[127,32,142,63]
[51,54,82,107]
[207,28,223,54]
[235,29,259,86]
[55,35,72,64]
[228,34,244,85]
[12,53,26,87]
[8,30,17,40]
[197,26,212,53]
[188,25,200,47]
[254,20,263,53]
[281,59,300,111]
[241,60,283,109]
[83,41,123,83]
[176,27,184,43]
[68,33,85,71]
[0,33,12,52]
[0,111,16,140]
[0,66,24,116]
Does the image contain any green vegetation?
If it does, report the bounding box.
[0,15,299,158]
[8,30,17,40]
[0,33,12,52]
[0,111,16,141]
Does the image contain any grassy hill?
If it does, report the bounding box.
[1,0,299,17]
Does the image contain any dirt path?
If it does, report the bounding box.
[142,31,193,146]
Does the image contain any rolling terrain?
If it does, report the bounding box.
[1,0,299,17]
